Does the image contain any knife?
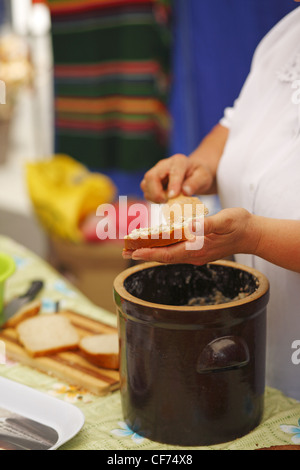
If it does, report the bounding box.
[1,281,44,325]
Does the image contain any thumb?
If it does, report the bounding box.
[204,209,235,236]
[204,214,221,236]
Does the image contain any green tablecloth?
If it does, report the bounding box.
[0,235,300,451]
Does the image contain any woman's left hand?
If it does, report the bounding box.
[123,208,261,265]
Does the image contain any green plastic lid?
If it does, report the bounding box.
[0,253,16,284]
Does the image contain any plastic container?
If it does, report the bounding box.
[0,252,15,322]
[114,260,270,446]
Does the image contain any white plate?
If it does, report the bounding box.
[0,376,85,450]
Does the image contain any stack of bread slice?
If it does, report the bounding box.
[2,300,119,369]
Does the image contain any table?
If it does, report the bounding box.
[0,235,300,450]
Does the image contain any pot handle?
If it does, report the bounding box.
[196,336,250,374]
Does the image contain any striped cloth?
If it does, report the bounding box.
[47,0,172,183]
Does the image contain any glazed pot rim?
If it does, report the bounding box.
[113,259,270,311]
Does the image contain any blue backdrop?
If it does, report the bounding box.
[169,0,299,156]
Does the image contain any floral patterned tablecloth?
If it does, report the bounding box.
[0,235,300,451]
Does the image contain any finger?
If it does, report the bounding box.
[205,208,239,237]
[141,162,170,203]
[204,215,218,236]
[131,242,187,264]
[122,250,134,259]
[141,178,167,203]
[204,211,230,236]
[182,165,213,196]
[187,217,205,238]
[167,154,189,199]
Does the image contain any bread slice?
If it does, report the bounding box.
[163,195,209,224]
[16,314,80,357]
[124,195,208,251]
[3,299,41,328]
[79,334,119,370]
[124,224,193,251]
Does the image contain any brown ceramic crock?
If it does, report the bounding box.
[113,260,270,446]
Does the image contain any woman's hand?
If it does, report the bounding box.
[140,154,215,203]
[123,208,261,265]
[140,124,229,203]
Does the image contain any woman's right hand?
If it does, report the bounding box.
[140,153,215,203]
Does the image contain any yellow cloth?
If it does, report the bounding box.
[26,155,116,242]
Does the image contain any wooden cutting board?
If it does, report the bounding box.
[0,311,120,396]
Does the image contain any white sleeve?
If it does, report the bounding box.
[219,99,239,129]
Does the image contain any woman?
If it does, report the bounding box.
[123,4,300,400]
